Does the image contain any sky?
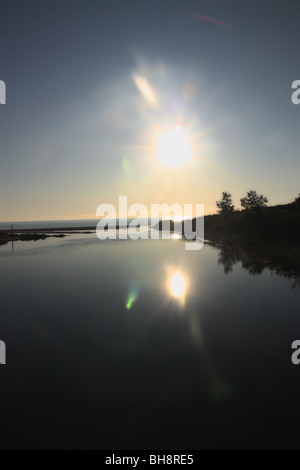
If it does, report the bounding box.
[0,0,299,221]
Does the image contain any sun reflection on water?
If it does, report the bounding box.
[171,272,185,297]
[171,233,182,240]
[168,268,187,307]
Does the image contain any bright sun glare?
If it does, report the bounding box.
[170,271,186,298]
[157,124,191,168]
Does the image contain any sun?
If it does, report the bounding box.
[157,124,191,168]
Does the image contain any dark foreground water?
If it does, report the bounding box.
[0,233,299,449]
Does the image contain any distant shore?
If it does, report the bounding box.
[0,224,140,245]
[0,227,96,245]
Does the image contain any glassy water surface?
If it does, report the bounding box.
[0,234,299,449]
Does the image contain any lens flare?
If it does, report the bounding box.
[126,293,137,310]
[122,157,130,173]
[187,14,233,29]
[125,282,139,310]
[133,74,157,107]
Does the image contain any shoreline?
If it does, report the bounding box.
[0,227,97,245]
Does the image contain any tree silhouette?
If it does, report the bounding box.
[216,192,235,215]
[240,190,268,211]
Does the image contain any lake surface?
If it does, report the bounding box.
[0,233,299,449]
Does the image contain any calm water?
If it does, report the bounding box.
[0,233,299,449]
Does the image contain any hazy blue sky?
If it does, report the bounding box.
[0,0,299,221]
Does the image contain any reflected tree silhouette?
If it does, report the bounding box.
[217,247,238,274]
[217,245,283,277]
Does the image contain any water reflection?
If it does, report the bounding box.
[166,267,233,403]
[170,272,185,297]
[171,233,182,240]
[0,236,299,449]
[168,268,187,307]
[216,244,299,282]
